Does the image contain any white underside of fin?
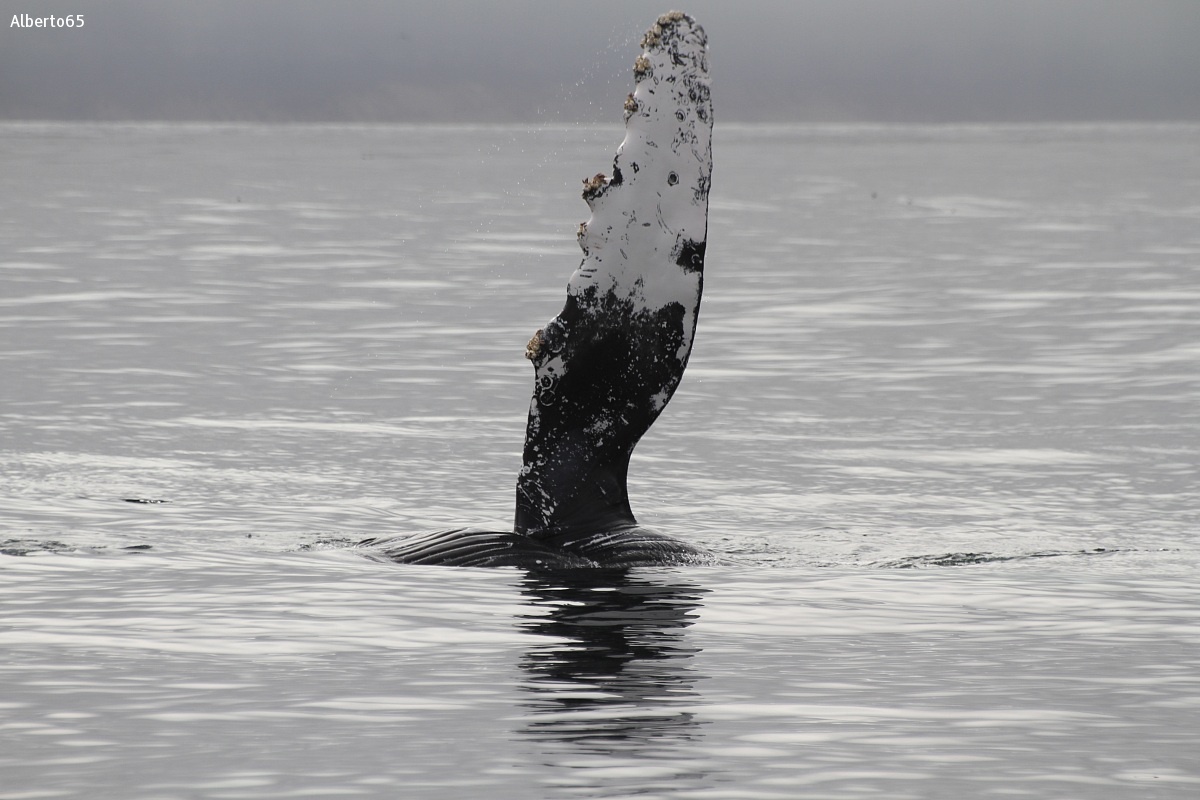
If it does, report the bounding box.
[569,12,712,365]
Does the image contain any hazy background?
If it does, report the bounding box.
[2,0,1198,123]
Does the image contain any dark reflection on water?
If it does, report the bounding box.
[514,571,711,792]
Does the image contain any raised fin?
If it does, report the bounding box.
[516,12,713,539]
[368,13,715,570]
[516,12,710,537]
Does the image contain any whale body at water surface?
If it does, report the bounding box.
[363,12,715,569]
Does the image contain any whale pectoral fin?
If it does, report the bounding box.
[515,15,712,543]
[354,15,712,572]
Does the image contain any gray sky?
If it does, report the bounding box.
[3,0,1199,123]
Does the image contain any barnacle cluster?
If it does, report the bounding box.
[641,10,687,48]
[623,93,639,120]
[581,172,608,201]
[525,329,544,361]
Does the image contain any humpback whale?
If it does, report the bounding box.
[363,12,715,569]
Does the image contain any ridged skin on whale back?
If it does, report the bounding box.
[517,12,713,537]
[360,528,596,569]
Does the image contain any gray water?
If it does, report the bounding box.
[2,122,1199,799]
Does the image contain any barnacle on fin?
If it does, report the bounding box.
[525,329,544,361]
[623,93,639,120]
[643,10,687,48]
[581,173,609,205]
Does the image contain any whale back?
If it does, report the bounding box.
[516,13,713,538]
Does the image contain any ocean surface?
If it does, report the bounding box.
[2,122,1198,799]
